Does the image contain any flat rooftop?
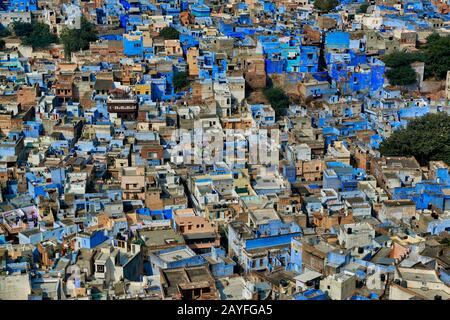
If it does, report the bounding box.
[161,266,214,297]
[250,208,280,223]
[158,247,195,263]
[217,277,246,300]
[139,229,185,248]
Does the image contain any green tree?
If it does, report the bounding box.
[12,21,57,49]
[357,2,370,14]
[380,113,450,166]
[382,34,450,81]
[421,33,450,80]
[60,17,98,60]
[383,51,425,68]
[0,26,11,38]
[263,87,290,117]
[385,65,417,86]
[383,51,425,86]
[173,72,189,91]
[159,27,180,40]
[12,21,34,38]
[425,32,441,45]
[23,23,58,49]
[314,0,338,12]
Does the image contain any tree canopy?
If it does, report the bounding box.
[382,51,424,86]
[159,27,180,40]
[314,0,338,12]
[0,25,9,50]
[60,17,98,60]
[173,72,189,92]
[382,34,450,83]
[263,87,290,118]
[380,113,450,166]
[0,25,11,38]
[357,2,370,14]
[13,21,58,49]
[12,21,34,38]
[385,64,417,86]
[421,33,450,80]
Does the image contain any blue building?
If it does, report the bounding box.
[123,32,144,57]
[7,0,38,11]
[75,230,109,250]
[190,0,211,18]
[242,232,302,272]
[323,162,366,191]
[201,247,236,278]
[148,245,207,275]
[294,289,328,300]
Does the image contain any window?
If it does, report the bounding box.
[97,264,105,273]
[148,152,158,159]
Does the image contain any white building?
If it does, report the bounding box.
[0,11,31,26]
[337,222,375,249]
[320,272,356,300]
[228,76,246,106]
[0,273,32,300]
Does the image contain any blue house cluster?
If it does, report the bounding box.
[0,0,449,301]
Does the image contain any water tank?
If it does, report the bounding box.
[280,279,289,288]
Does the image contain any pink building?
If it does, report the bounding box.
[173,209,220,252]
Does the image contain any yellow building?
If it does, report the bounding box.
[134,84,151,96]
